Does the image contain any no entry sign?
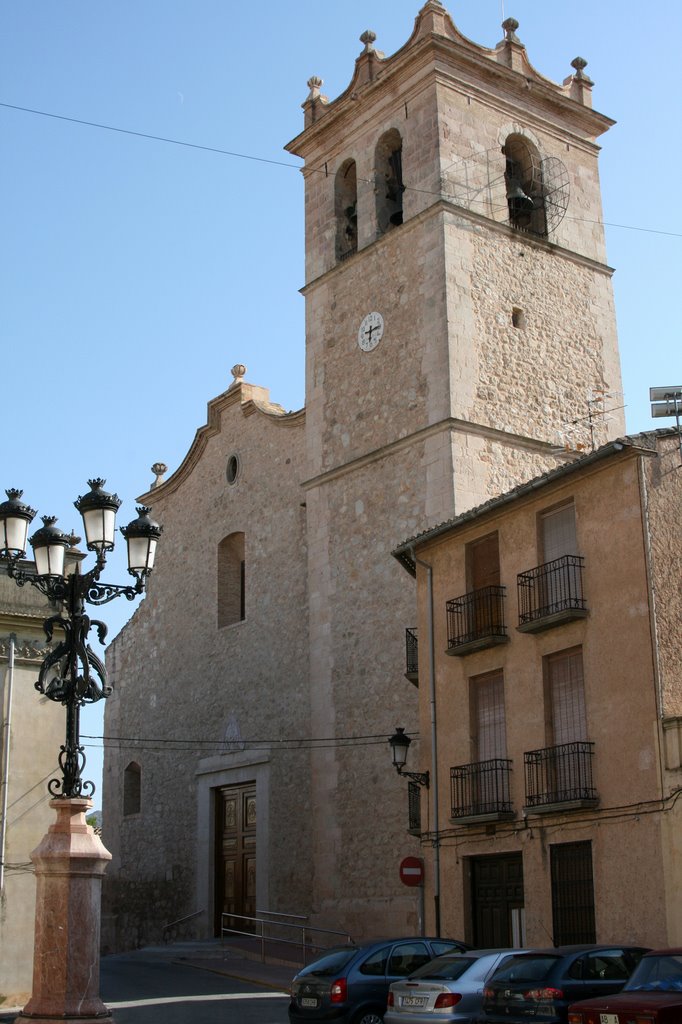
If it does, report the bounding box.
[399,856,424,887]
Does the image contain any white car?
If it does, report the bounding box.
[385,948,525,1024]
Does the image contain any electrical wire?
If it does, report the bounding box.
[2,100,680,239]
[82,730,406,752]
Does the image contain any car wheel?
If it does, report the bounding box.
[352,1011,384,1024]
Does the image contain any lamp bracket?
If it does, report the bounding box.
[397,767,430,788]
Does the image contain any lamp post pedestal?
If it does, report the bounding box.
[15,798,114,1024]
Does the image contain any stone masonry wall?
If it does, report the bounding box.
[102,389,309,951]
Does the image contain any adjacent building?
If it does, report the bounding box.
[393,430,682,948]
[0,560,65,1008]
[102,3,626,950]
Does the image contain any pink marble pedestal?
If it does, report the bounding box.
[15,798,114,1023]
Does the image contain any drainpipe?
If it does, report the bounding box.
[0,633,16,893]
[410,547,441,937]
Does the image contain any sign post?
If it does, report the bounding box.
[399,856,425,935]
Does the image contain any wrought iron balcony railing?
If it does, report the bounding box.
[405,627,418,683]
[408,780,422,835]
[450,758,513,819]
[517,555,587,631]
[524,741,597,809]
[446,585,508,654]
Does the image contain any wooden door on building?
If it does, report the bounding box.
[471,853,524,947]
[214,782,256,937]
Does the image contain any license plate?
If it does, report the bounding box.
[402,995,428,1008]
[600,1016,619,1024]
[300,997,318,1007]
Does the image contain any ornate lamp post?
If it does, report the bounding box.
[388,727,429,787]
[0,481,161,800]
[0,480,161,1024]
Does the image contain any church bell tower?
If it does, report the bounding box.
[285,1,624,935]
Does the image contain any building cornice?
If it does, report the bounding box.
[302,416,571,493]
[287,11,612,159]
[301,196,614,297]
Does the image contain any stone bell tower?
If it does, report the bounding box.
[285,2,624,935]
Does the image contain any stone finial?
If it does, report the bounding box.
[360,30,377,53]
[571,56,594,84]
[502,17,521,43]
[230,363,247,387]
[151,462,168,489]
[305,76,324,101]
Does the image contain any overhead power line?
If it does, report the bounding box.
[82,730,405,752]
[2,101,680,239]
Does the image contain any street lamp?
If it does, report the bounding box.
[0,480,161,798]
[389,727,429,787]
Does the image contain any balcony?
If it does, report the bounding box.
[524,741,598,812]
[517,555,588,633]
[407,781,422,835]
[445,585,508,655]
[405,627,418,686]
[450,758,514,823]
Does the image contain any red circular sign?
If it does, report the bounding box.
[399,856,424,887]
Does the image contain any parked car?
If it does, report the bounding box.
[477,945,649,1024]
[385,948,525,1023]
[568,948,682,1023]
[288,937,468,1024]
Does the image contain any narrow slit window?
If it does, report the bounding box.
[123,761,141,816]
[218,531,246,627]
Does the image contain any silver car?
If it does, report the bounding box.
[385,949,525,1023]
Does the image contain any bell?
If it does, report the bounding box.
[506,178,534,210]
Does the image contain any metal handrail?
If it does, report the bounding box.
[221,911,354,963]
[256,908,307,921]
[162,908,205,943]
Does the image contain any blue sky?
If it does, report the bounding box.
[3,1,680,801]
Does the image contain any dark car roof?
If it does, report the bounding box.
[511,944,648,956]
[642,948,682,956]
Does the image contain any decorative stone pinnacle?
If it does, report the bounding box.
[571,56,589,78]
[305,76,324,103]
[230,363,247,386]
[502,17,521,43]
[151,463,167,489]
[360,30,377,53]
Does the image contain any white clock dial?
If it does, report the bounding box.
[357,311,384,352]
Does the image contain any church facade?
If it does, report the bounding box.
[102,3,625,950]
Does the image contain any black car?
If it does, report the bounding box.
[477,944,649,1024]
[288,937,468,1024]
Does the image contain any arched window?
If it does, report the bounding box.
[335,159,358,262]
[503,134,547,237]
[123,761,141,816]
[218,532,246,627]
[375,129,404,234]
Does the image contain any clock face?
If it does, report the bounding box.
[358,311,384,352]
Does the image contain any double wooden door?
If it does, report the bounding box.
[214,782,256,936]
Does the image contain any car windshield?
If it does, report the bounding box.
[297,948,357,978]
[490,955,559,984]
[626,954,682,992]
[410,956,476,981]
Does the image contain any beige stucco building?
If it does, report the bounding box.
[0,561,65,1008]
[102,3,628,949]
[393,431,682,948]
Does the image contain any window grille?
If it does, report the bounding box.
[551,841,596,945]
